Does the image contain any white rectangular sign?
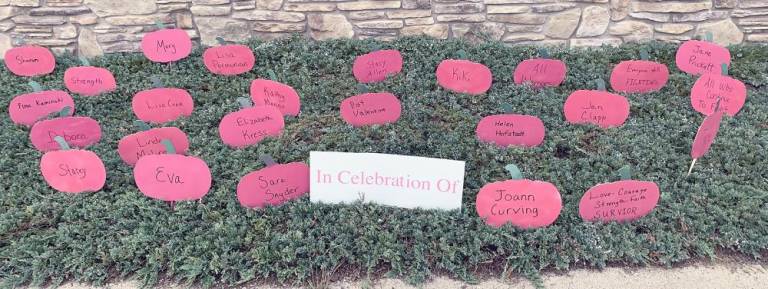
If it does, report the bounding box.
[310,151,465,210]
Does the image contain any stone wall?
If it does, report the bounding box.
[0,0,766,57]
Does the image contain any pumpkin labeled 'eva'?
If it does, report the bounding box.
[133,140,211,202]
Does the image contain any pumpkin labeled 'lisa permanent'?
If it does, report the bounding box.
[513,58,567,88]
[40,136,106,194]
[30,116,101,152]
[132,87,194,124]
[134,147,211,202]
[118,126,189,166]
[63,66,117,96]
[218,102,284,148]
[250,79,301,116]
[237,160,310,208]
[339,92,402,127]
[563,89,630,128]
[690,73,746,116]
[203,44,255,75]
[675,40,730,75]
[141,28,192,63]
[609,60,669,93]
[352,49,403,83]
[9,90,74,126]
[4,45,55,77]
[475,114,545,147]
[579,179,660,222]
[436,59,492,95]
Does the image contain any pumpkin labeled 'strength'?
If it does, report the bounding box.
[352,49,403,83]
[339,92,402,127]
[30,116,102,152]
[9,90,74,126]
[141,28,192,63]
[475,114,545,147]
[39,137,106,194]
[435,59,492,95]
[513,58,567,88]
[118,126,189,166]
[675,40,730,75]
[134,153,211,202]
[609,60,669,93]
[4,45,55,77]
[132,88,194,124]
[237,161,310,208]
[563,90,630,128]
[63,66,117,96]
[218,105,284,148]
[203,44,255,75]
[250,79,301,116]
[690,73,746,117]
[579,180,660,222]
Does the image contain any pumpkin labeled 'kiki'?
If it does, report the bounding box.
[141,28,192,63]
[40,136,106,194]
[4,45,55,77]
[8,83,74,126]
[118,122,189,166]
[250,79,301,116]
[30,114,101,152]
[237,156,310,208]
[64,66,117,96]
[563,84,630,128]
[218,98,284,148]
[134,140,211,202]
[436,59,492,95]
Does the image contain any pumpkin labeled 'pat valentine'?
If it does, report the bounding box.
[132,87,194,124]
[134,144,211,202]
[118,126,189,166]
[9,89,74,127]
[513,58,567,88]
[219,99,284,148]
[675,40,730,75]
[340,92,402,127]
[30,116,101,152]
[475,114,545,147]
[250,79,301,116]
[436,59,492,95]
[141,28,192,63]
[610,60,669,93]
[64,66,117,96]
[237,159,310,208]
[40,136,106,194]
[203,44,255,75]
[579,175,660,223]
[563,89,630,128]
[352,49,403,83]
[4,45,55,76]
[690,73,746,116]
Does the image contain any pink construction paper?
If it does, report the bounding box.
[563,90,630,128]
[40,149,106,194]
[118,127,189,166]
[690,73,746,116]
[8,90,74,126]
[436,59,492,95]
[218,106,284,148]
[610,60,669,93]
[202,44,255,75]
[237,162,310,208]
[4,45,55,76]
[63,66,117,96]
[141,28,192,63]
[132,88,194,124]
[340,92,402,127]
[691,110,724,159]
[30,116,101,152]
[578,180,660,222]
[352,49,403,83]
[513,58,567,88]
[475,114,545,147]
[675,40,731,75]
[475,179,562,228]
[250,79,301,116]
[133,154,211,201]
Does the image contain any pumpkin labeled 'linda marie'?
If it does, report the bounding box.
[9,90,74,126]
[690,73,746,116]
[250,79,301,116]
[118,127,189,166]
[141,28,192,63]
[237,162,310,208]
[202,44,255,75]
[578,180,660,222]
[132,88,194,124]
[675,40,731,75]
[4,45,55,77]
[339,92,402,127]
[134,154,211,201]
[513,58,567,88]
[691,110,724,159]
[609,60,669,93]
[40,148,106,193]
[476,179,562,228]
[352,49,403,83]
[30,116,102,152]
[563,90,630,128]
[63,66,117,96]
[218,106,284,148]
[475,114,545,147]
[435,59,492,95]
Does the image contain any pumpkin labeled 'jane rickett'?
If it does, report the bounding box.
[134,140,211,202]
[40,136,106,194]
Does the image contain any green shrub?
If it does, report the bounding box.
[1,36,767,288]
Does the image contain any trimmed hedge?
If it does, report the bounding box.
[1,36,767,288]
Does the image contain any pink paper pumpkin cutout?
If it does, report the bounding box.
[134,154,212,201]
[513,58,567,88]
[610,60,669,93]
[218,106,285,148]
[132,88,194,124]
[691,110,724,159]
[202,44,255,75]
[352,49,403,83]
[118,127,190,166]
[578,180,660,222]
[476,179,562,228]
[141,28,192,63]
[8,90,74,126]
[40,149,106,194]
[30,116,101,152]
[250,79,301,116]
[340,92,402,127]
[690,73,747,117]
[675,40,731,75]
[475,114,545,147]
[4,45,55,77]
[436,59,492,95]
[63,66,117,96]
[237,162,310,208]
[563,90,630,128]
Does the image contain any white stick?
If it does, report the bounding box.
[687,159,697,176]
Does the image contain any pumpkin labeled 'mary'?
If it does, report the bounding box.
[30,113,101,152]
[40,136,106,194]
[475,165,562,228]
[578,166,660,222]
[563,81,630,128]
[4,45,55,77]
[475,113,545,147]
[118,121,189,166]
[436,58,492,95]
[134,140,211,202]
[202,40,255,75]
[250,79,301,116]
[8,82,74,126]
[513,58,567,88]
[237,156,310,208]
[132,85,194,124]
[675,39,730,75]
[141,27,192,63]
[352,49,403,83]
[218,98,284,148]
[63,64,117,96]
[339,92,402,127]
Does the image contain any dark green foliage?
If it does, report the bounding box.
[1,36,767,288]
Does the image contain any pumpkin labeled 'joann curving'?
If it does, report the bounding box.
[63,66,117,96]
[9,90,74,127]
[436,59,492,95]
[39,136,106,194]
[134,141,211,202]
[30,116,102,152]
[513,58,567,88]
[237,159,310,208]
[4,45,55,77]
[141,28,192,63]
[339,92,402,127]
[250,79,301,116]
[352,49,403,83]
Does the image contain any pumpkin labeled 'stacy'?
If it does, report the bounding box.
[8,83,74,127]
[352,49,403,83]
[141,28,192,63]
[118,122,189,166]
[134,140,211,202]
[4,45,55,77]
[63,65,117,96]
[219,98,284,148]
[30,115,102,152]
[40,136,106,194]
[237,156,310,208]
[250,79,301,116]
[436,59,492,95]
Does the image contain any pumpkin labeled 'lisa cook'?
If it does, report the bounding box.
[476,178,562,228]
[203,44,255,75]
[64,66,117,96]
[9,90,74,126]
[218,105,284,148]
[30,116,102,152]
[475,114,545,147]
[579,180,660,222]
[4,45,55,77]
[563,90,630,128]
[132,87,194,124]
[436,59,492,95]
[118,127,189,166]
[134,154,211,201]
[141,28,192,63]
[250,79,301,116]
[340,92,402,127]
[40,137,106,194]
[237,161,310,208]
[352,49,403,83]
[513,58,567,88]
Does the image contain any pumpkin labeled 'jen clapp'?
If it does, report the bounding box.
[134,140,211,202]
[563,80,630,128]
[40,136,106,194]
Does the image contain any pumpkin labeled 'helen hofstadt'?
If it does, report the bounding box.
[513,58,567,88]
[4,45,55,76]
[475,114,545,147]
[132,87,194,124]
[203,44,255,75]
[237,161,310,208]
[250,79,301,116]
[30,116,101,152]
[9,90,74,126]
[140,28,192,63]
[436,59,492,95]
[63,66,117,96]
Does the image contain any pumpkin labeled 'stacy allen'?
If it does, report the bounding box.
[8,81,74,127]
[435,51,492,95]
[29,107,102,152]
[352,49,403,83]
[578,166,660,222]
[140,24,192,63]
[134,140,211,202]
[40,136,106,194]
[475,164,562,228]
[203,37,255,75]
[563,79,630,128]
[250,76,301,116]
[236,155,310,208]
[132,77,194,124]
[219,97,284,148]
[63,57,117,96]
[4,44,55,77]
[117,121,190,166]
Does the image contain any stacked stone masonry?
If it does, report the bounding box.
[0,0,766,56]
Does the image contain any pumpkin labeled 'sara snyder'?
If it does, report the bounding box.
[237,156,310,208]
[40,136,106,194]
[134,140,211,202]
[141,28,192,63]
[436,59,492,95]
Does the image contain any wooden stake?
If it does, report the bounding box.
[687,158,697,176]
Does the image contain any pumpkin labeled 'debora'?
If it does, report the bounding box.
[40,136,106,194]
[30,112,102,152]
[133,140,211,202]
[236,156,310,208]
[8,82,74,127]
